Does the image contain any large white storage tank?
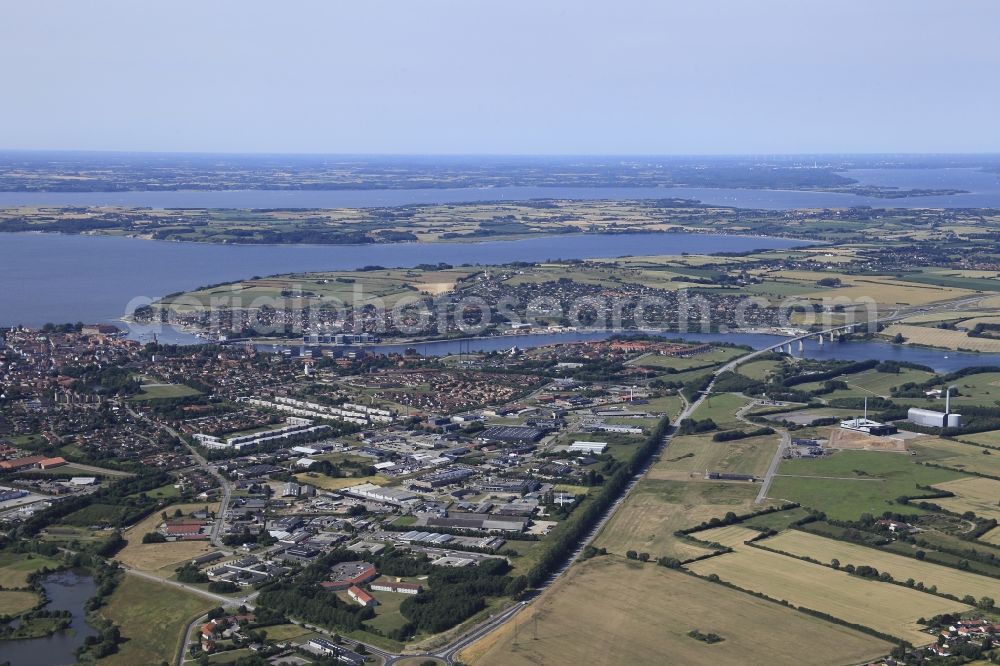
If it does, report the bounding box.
[908,407,947,428]
[946,413,962,428]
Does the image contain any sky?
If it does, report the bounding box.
[2,0,999,155]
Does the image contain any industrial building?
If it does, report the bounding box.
[908,387,962,429]
[840,398,898,436]
[568,441,608,454]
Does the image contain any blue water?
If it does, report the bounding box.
[0,231,808,326]
[0,570,98,666]
[0,168,998,210]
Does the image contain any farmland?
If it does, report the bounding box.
[687,541,968,644]
[930,477,1000,521]
[459,556,890,666]
[0,589,40,615]
[910,437,1000,477]
[762,529,1000,601]
[647,432,777,482]
[882,324,1000,352]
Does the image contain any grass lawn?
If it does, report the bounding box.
[97,575,214,666]
[650,432,777,481]
[294,473,389,491]
[688,392,752,430]
[736,358,783,381]
[0,552,64,587]
[460,556,890,666]
[0,589,40,615]
[130,383,202,401]
[768,450,967,520]
[118,502,220,575]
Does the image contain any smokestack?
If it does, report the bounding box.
[864,397,868,421]
[945,386,951,414]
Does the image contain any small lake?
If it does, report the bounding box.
[0,569,98,666]
[0,231,809,327]
[0,168,997,210]
[277,329,1000,373]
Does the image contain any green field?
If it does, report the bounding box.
[688,392,753,430]
[130,383,202,401]
[98,575,214,666]
[0,552,64,588]
[769,450,967,520]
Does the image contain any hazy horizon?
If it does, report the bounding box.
[3,0,999,155]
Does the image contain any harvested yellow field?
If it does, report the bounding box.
[902,311,993,324]
[763,530,1000,601]
[957,315,1000,328]
[931,477,1000,521]
[981,527,1000,546]
[883,324,1000,352]
[460,557,889,666]
[688,542,967,644]
[690,525,762,548]
[593,479,761,561]
[118,502,219,575]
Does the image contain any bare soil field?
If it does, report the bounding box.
[827,428,909,452]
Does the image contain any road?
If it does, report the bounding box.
[170,297,985,665]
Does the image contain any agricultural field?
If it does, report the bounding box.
[929,477,1000,521]
[957,429,1000,447]
[593,479,761,561]
[97,575,214,666]
[768,450,967,520]
[117,502,220,575]
[689,525,763,548]
[459,556,890,666]
[882,324,1000,352]
[762,530,1000,601]
[687,542,968,645]
[910,437,1000,477]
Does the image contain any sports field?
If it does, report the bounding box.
[459,556,890,666]
[763,530,1000,601]
[930,477,1000,521]
[687,543,967,644]
[593,479,760,560]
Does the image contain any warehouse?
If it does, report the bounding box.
[568,441,608,454]
[908,407,962,429]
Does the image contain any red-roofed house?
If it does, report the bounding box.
[347,585,376,607]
